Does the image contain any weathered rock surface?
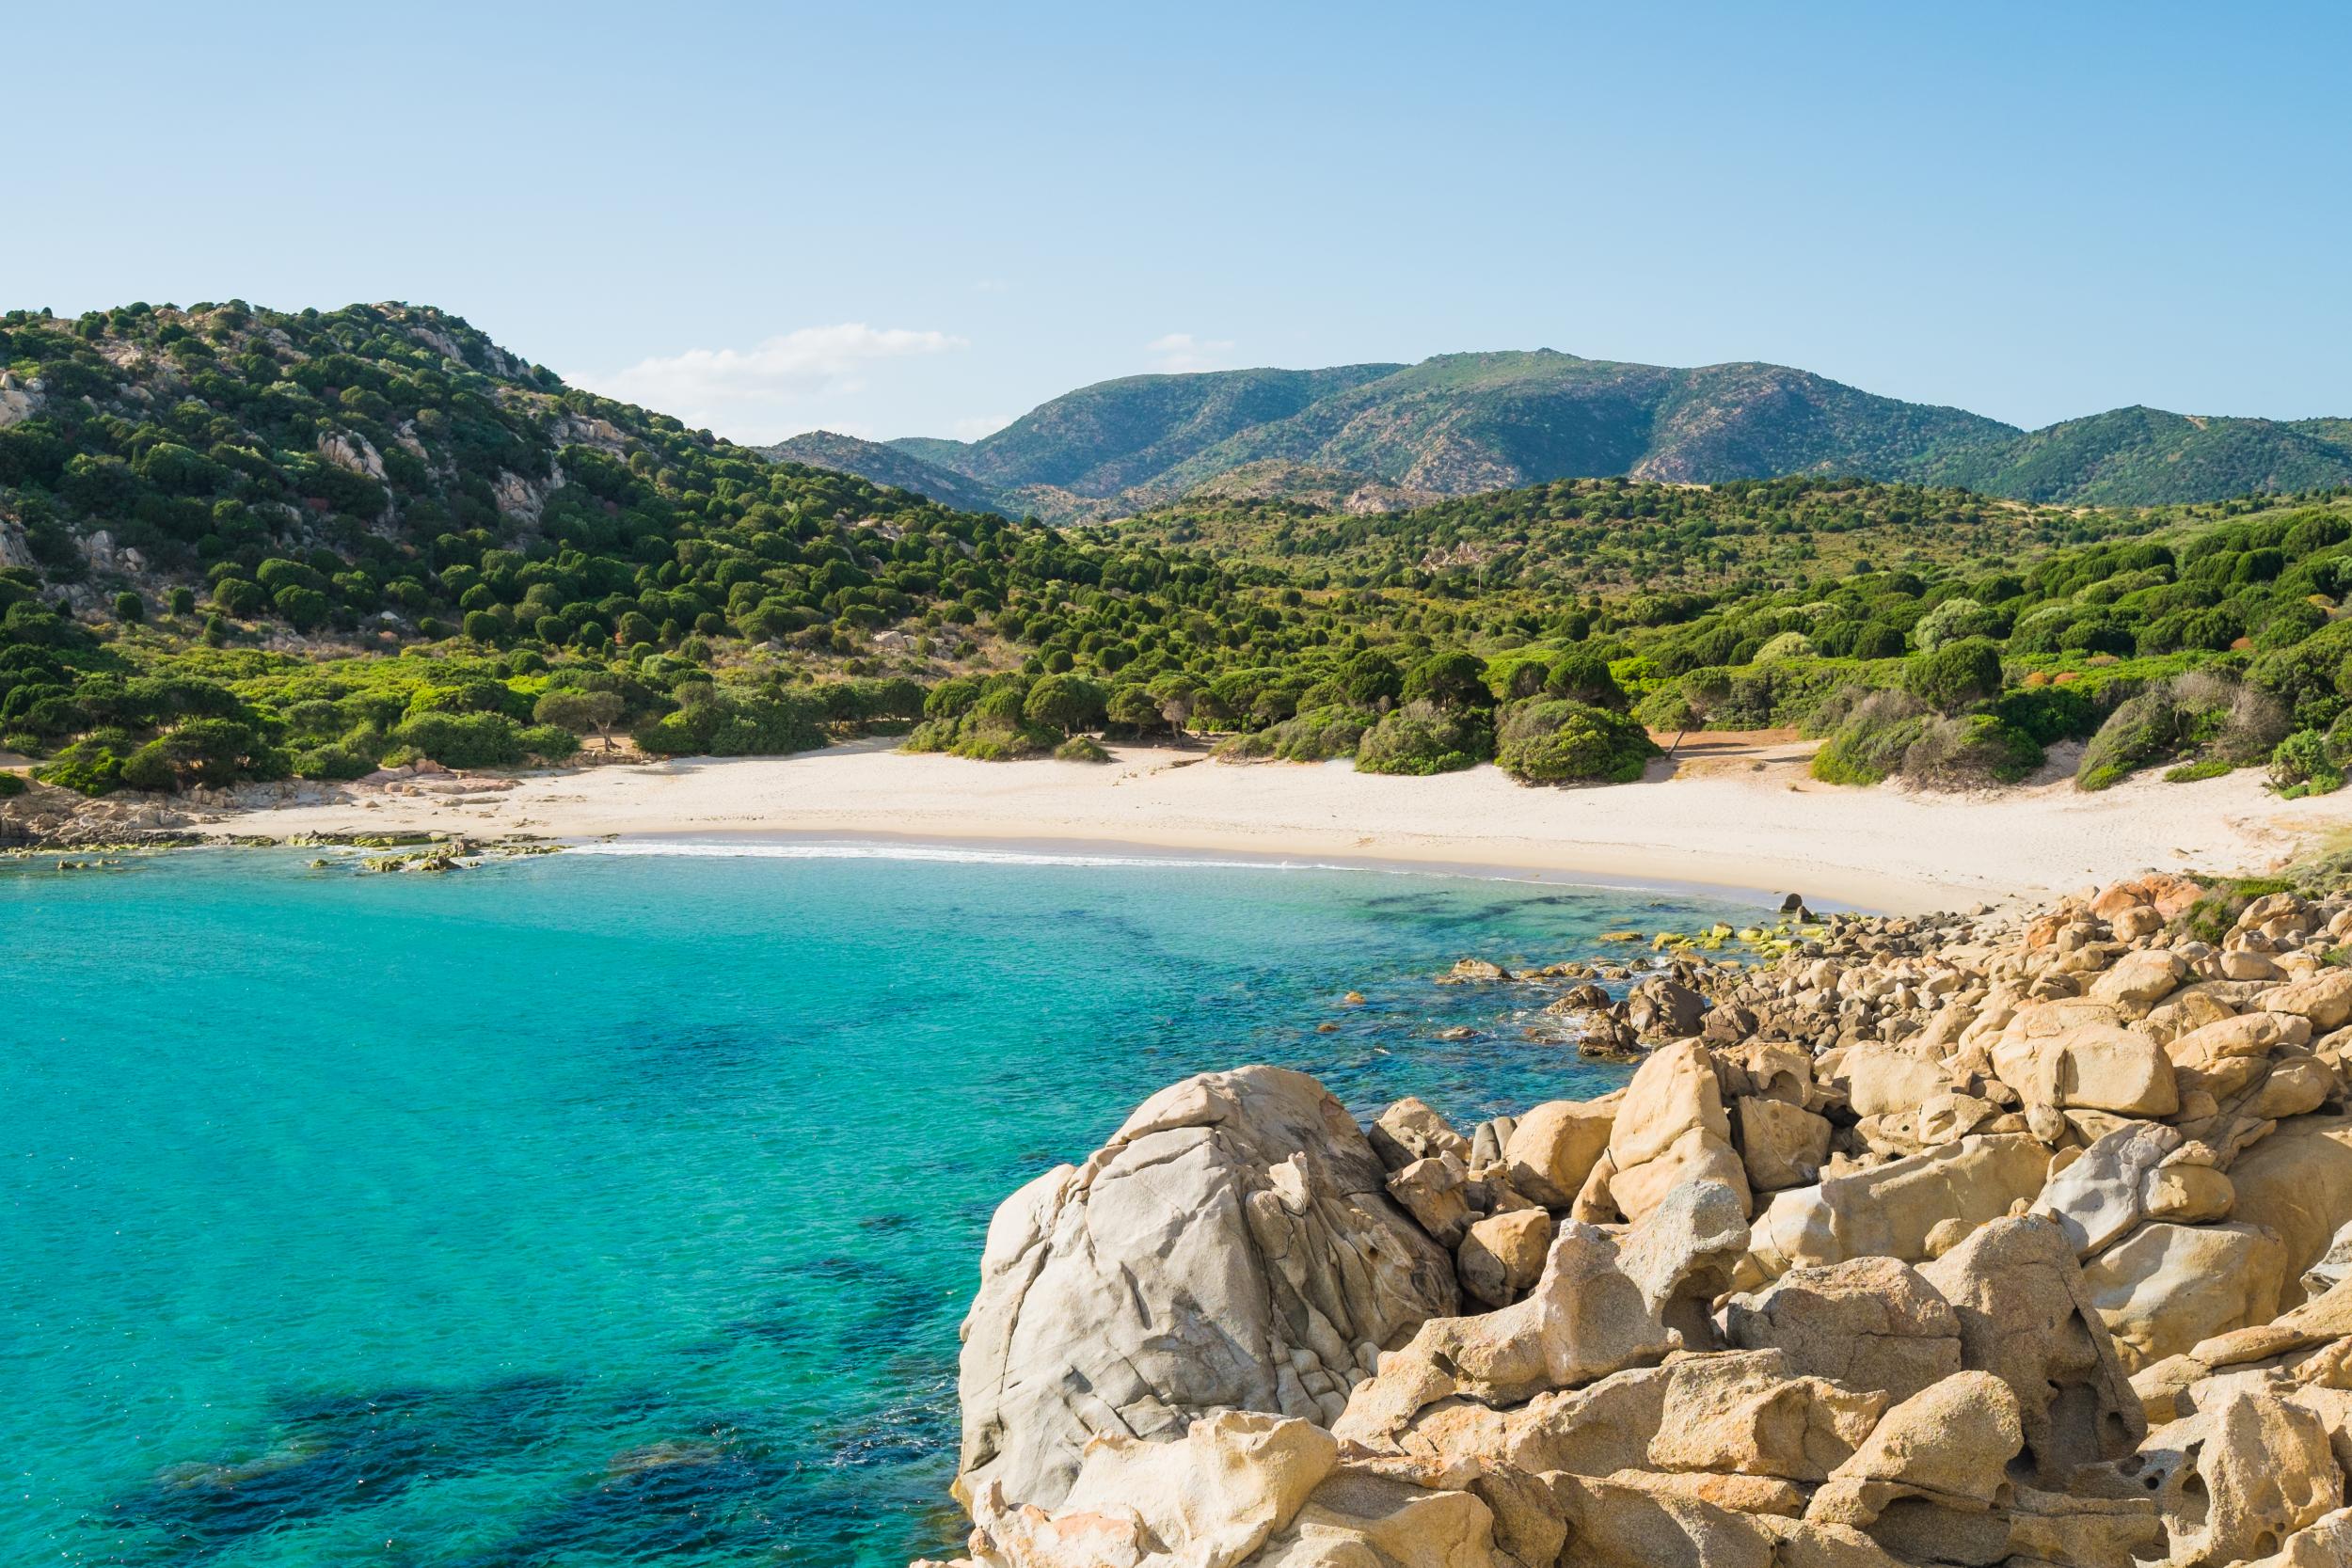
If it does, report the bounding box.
[954,1067,1457,1512]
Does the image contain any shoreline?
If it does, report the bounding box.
[172,739,2352,916]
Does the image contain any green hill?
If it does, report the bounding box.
[771,352,2352,520]
[755,429,1009,516]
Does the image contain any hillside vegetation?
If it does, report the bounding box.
[6,300,2352,812]
[772,352,2352,522]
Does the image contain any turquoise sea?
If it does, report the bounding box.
[2,844,1766,1566]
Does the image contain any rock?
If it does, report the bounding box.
[2300,1219,2352,1301]
[2241,1507,2352,1568]
[2228,1115,2352,1302]
[1805,1370,2024,1527]
[1458,1210,1553,1309]
[1387,1154,1475,1248]
[2026,1120,2184,1258]
[1842,1047,1949,1119]
[1626,975,1708,1038]
[1252,1467,1500,1568]
[1336,1180,1748,1446]
[1605,1041,1752,1223]
[1369,1097,1470,1172]
[954,1067,1456,1513]
[1547,1473,1779,1568]
[1439,958,1511,983]
[1502,1099,1613,1209]
[1748,1133,2052,1278]
[2137,1388,2344,1568]
[2086,947,2188,1016]
[1992,1011,2180,1117]
[2264,971,2352,1033]
[2080,1221,2288,1370]
[970,1410,1337,1568]
[1724,1257,1963,1405]
[1736,1097,1831,1193]
[1917,1215,2144,1484]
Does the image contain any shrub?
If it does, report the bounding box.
[1994,684,2099,744]
[390,710,527,768]
[1216,707,1371,763]
[1903,638,2001,714]
[2076,689,2179,791]
[1495,699,1659,784]
[0,769,24,797]
[1053,735,1111,763]
[631,690,826,758]
[1852,623,1907,660]
[1810,691,1929,785]
[293,744,375,781]
[34,738,128,796]
[1542,648,1627,709]
[1402,650,1491,711]
[1751,631,1815,663]
[2165,758,2233,783]
[166,587,195,617]
[1911,596,2003,651]
[1900,715,2043,790]
[1354,700,1488,776]
[2271,729,2345,799]
[1024,673,1108,736]
[517,723,580,760]
[113,591,144,623]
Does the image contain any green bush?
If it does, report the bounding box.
[1495,699,1659,784]
[1542,648,1627,709]
[2164,758,2233,783]
[2076,689,2180,791]
[1354,701,1489,775]
[631,690,826,758]
[1994,683,2098,744]
[293,743,376,781]
[516,723,580,760]
[34,738,128,796]
[1053,734,1111,763]
[1216,707,1371,763]
[1900,715,2043,789]
[166,587,195,617]
[389,710,527,768]
[2271,729,2345,799]
[113,591,143,624]
[1811,691,1929,785]
[0,769,24,797]
[1903,637,2001,714]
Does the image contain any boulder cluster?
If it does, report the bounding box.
[924,873,2352,1568]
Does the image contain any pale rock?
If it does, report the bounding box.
[2086,947,2188,1017]
[2229,1116,2352,1303]
[1724,1256,1963,1404]
[1747,1133,2052,1278]
[1992,1014,2179,1117]
[954,1067,1456,1513]
[1336,1180,1748,1446]
[2262,970,2352,1033]
[2299,1219,2352,1302]
[1604,1042,1751,1222]
[2137,1387,2344,1568]
[2144,988,2240,1047]
[1457,1210,1552,1309]
[1842,1047,1949,1119]
[2143,1161,2236,1224]
[2225,948,2290,982]
[1370,1097,1470,1173]
[1388,1154,1475,1248]
[1626,975,1708,1038]
[2241,1507,2352,1568]
[1546,1474,1778,1568]
[1918,1215,2144,1483]
[1502,1100,1613,1209]
[2080,1221,2288,1370]
[1805,1370,2024,1526]
[2027,1120,2183,1257]
[1735,1097,1832,1192]
[972,1411,1337,1568]
[1252,1466,1500,1568]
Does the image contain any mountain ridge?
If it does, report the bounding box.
[759,351,2352,520]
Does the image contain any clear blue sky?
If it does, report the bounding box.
[8,2,2346,444]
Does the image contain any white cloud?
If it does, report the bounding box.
[951,412,1014,440]
[1146,332,1238,373]
[573,324,966,440]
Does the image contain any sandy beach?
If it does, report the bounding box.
[198,735,2352,914]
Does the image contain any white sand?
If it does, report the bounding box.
[205,737,2352,914]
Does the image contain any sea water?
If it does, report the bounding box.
[1,845,1768,1566]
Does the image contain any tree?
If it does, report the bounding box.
[534,689,625,752]
[1023,673,1107,737]
[113,591,143,623]
[1543,648,1625,710]
[1403,650,1491,711]
[166,587,194,617]
[1904,637,2002,715]
[1338,650,1403,711]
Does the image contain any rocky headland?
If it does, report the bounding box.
[919,867,2352,1568]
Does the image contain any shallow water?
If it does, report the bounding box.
[1,845,1764,1565]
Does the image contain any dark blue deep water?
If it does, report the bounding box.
[0,844,1764,1565]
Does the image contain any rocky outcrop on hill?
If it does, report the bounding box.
[921,872,2352,1568]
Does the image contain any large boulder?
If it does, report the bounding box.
[2137,1388,2344,1568]
[2078,1220,2288,1369]
[1748,1133,2052,1278]
[2230,1115,2352,1304]
[954,1067,1457,1513]
[2026,1121,2185,1257]
[1917,1215,2144,1485]
[1724,1257,1963,1405]
[1991,1009,2179,1117]
[1502,1099,1613,1209]
[1602,1041,1751,1222]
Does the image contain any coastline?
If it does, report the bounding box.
[186,738,2351,915]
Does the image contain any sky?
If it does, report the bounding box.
[6,2,2347,445]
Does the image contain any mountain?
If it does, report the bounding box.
[762,351,2352,520]
[756,429,1009,516]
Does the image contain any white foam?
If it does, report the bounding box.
[558,838,1360,873]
